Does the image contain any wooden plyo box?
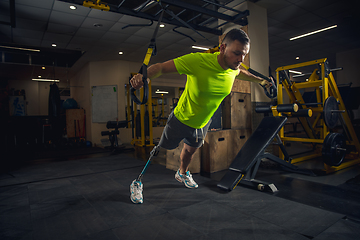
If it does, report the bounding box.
[66,109,85,138]
[201,130,230,173]
[222,92,251,130]
[166,140,201,173]
[201,128,252,173]
[231,79,251,94]
[229,128,252,162]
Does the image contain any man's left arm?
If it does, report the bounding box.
[236,68,271,87]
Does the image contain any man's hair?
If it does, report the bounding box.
[222,28,250,45]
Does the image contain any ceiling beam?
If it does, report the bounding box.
[58,0,249,36]
[161,0,249,25]
[0,0,16,28]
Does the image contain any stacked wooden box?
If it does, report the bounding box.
[166,81,252,174]
[201,80,252,173]
[201,128,251,173]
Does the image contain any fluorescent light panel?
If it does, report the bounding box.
[155,90,168,94]
[289,70,302,74]
[32,78,60,82]
[0,45,40,52]
[290,25,337,41]
[192,46,209,50]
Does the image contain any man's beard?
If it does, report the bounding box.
[224,55,240,70]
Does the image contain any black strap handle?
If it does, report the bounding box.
[259,84,277,99]
[130,64,149,105]
[246,67,277,99]
[130,9,164,105]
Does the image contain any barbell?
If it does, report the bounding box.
[255,103,299,113]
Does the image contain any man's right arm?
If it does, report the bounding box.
[130,60,177,89]
[148,60,177,79]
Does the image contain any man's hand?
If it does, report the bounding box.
[260,76,274,88]
[260,79,271,88]
[130,74,150,89]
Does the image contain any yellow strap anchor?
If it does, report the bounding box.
[83,0,110,11]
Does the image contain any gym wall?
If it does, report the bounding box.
[70,59,186,146]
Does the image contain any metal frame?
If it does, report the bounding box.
[236,126,314,193]
[275,58,360,173]
[59,0,249,37]
[0,0,16,27]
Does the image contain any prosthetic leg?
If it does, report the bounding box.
[130,145,161,204]
[136,145,161,182]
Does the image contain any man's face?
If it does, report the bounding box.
[222,40,249,70]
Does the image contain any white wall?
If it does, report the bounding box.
[221,1,270,103]
[71,59,186,146]
[246,1,270,103]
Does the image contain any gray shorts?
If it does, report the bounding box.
[158,112,212,150]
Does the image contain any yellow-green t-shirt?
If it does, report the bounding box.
[173,52,238,129]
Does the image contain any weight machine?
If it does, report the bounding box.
[219,58,360,193]
[274,58,360,173]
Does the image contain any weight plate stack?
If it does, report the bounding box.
[323,96,339,129]
[322,132,346,166]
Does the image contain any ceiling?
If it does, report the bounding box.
[1,0,360,83]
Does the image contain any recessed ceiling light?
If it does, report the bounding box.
[296,56,300,60]
[42,66,45,70]
[52,43,57,47]
[192,45,209,50]
[69,5,77,10]
[119,51,123,55]
[159,24,165,28]
[289,25,337,41]
[38,75,41,78]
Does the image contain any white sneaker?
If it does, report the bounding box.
[130,180,143,204]
[175,169,198,188]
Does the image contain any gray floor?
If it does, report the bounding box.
[1,150,360,240]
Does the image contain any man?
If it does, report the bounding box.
[130,28,271,204]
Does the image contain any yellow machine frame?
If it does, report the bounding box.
[126,75,154,148]
[275,58,360,173]
[83,0,110,11]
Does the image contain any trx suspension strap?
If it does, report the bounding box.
[130,6,164,105]
[240,63,277,99]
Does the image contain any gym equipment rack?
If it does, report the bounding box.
[275,58,360,173]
